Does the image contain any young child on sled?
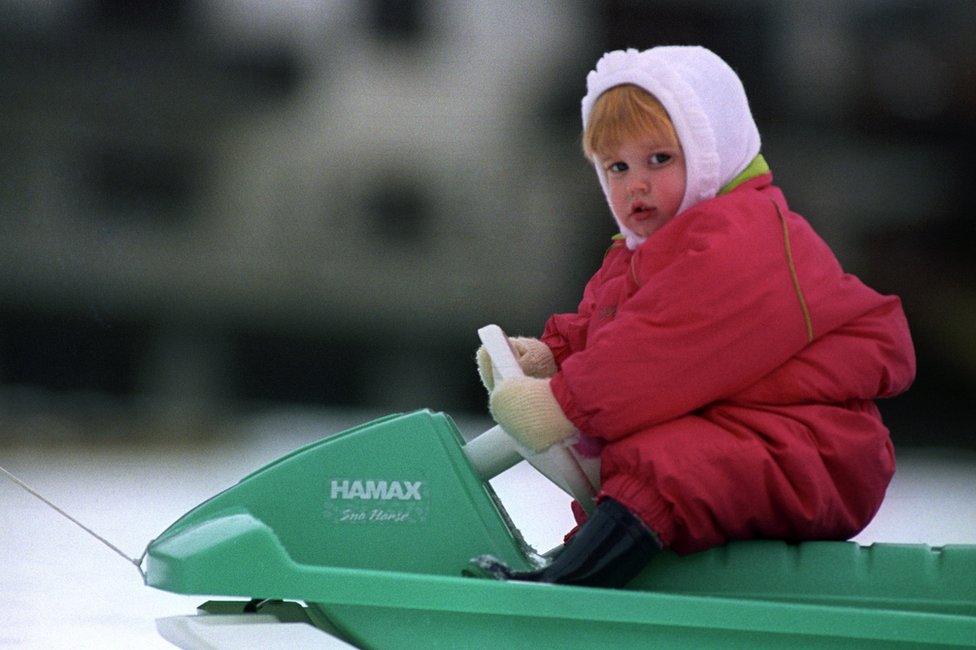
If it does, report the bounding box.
[471,45,916,587]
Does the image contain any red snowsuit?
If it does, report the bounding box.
[542,174,916,555]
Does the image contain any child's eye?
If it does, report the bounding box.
[649,153,672,165]
[607,161,628,173]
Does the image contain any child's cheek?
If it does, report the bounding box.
[616,198,635,225]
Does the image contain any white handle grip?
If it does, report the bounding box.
[478,324,525,382]
[462,325,527,480]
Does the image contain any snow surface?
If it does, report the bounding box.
[1,412,974,649]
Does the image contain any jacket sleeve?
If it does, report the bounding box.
[550,195,897,442]
[540,253,609,366]
[541,315,583,367]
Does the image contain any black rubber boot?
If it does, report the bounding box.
[465,498,661,588]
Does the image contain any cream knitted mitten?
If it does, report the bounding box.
[489,377,576,452]
[476,337,557,392]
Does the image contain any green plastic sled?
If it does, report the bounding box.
[146,409,976,648]
[146,326,976,648]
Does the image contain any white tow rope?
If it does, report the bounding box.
[0,464,149,581]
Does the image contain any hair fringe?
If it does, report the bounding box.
[583,85,679,160]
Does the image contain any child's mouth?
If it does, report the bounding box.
[630,205,656,221]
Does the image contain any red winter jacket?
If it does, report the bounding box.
[542,174,916,554]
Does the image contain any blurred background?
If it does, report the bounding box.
[1,0,974,446]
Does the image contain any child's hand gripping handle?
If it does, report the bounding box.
[463,325,599,512]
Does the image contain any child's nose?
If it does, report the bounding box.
[627,177,649,195]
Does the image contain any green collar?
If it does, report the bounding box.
[718,154,769,195]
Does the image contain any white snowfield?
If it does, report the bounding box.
[1,414,974,649]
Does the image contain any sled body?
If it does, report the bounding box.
[146,410,976,648]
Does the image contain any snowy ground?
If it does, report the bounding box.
[1,410,974,649]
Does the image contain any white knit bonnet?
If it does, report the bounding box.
[581,46,762,249]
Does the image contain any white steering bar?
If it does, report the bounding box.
[463,325,600,512]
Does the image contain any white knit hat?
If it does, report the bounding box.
[581,46,761,249]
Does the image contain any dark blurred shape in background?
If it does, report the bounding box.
[1,1,973,448]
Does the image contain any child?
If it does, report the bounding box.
[472,46,916,587]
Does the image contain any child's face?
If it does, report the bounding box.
[600,135,686,239]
